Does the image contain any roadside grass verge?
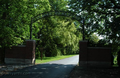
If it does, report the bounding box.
[35,54,78,64]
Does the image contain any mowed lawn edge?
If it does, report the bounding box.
[35,54,78,64]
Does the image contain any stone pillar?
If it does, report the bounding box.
[79,41,88,67]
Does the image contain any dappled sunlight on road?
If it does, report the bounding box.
[1,64,76,78]
[1,55,79,78]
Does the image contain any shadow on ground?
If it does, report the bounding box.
[69,66,120,78]
[0,63,76,78]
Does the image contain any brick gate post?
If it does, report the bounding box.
[79,41,88,67]
[26,40,36,64]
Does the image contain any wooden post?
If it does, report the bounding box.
[82,18,85,40]
[30,17,32,39]
[40,48,43,61]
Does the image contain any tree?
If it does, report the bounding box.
[32,0,82,57]
[35,16,81,57]
[68,0,101,40]
[0,0,51,47]
[88,33,100,47]
[0,0,51,62]
[0,0,82,60]
[68,0,120,53]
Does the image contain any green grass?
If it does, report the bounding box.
[113,55,119,67]
[113,55,118,64]
[35,54,78,64]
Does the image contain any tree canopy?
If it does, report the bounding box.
[1,0,119,58]
[68,0,120,54]
[68,0,120,41]
[0,0,83,58]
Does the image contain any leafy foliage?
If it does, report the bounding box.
[35,16,81,57]
[68,0,120,54]
[0,0,83,59]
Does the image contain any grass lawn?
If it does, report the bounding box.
[35,54,78,64]
[113,55,119,67]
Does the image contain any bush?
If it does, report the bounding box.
[57,49,62,56]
